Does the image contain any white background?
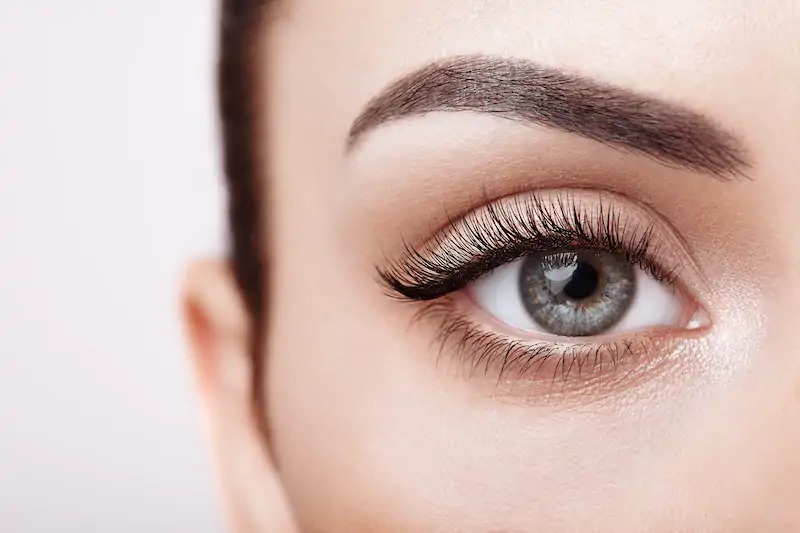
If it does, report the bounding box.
[0,1,226,531]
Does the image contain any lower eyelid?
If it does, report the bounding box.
[411,293,709,402]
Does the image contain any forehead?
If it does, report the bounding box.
[261,0,797,156]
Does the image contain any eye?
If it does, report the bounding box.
[468,250,687,338]
[378,189,709,388]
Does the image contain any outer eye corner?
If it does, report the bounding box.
[683,298,712,332]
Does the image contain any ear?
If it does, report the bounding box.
[182,260,297,533]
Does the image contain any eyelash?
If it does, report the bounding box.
[378,191,687,386]
[412,299,663,388]
[378,191,678,302]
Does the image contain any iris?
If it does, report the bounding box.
[519,251,636,336]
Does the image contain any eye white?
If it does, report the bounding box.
[466,257,684,337]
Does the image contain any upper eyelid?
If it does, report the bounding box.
[378,189,695,300]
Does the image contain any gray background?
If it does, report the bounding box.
[1,1,226,531]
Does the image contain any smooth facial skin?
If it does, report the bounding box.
[184,1,800,531]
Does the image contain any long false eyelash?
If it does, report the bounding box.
[378,192,678,301]
[415,301,658,386]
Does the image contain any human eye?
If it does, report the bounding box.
[378,189,709,395]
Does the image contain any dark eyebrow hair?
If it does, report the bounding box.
[348,55,750,179]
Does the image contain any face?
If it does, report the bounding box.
[185,1,800,531]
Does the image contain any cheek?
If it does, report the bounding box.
[264,239,783,532]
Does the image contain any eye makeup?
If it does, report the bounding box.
[376,189,709,396]
[379,190,685,300]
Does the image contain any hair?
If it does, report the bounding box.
[218,0,271,425]
[219,0,269,322]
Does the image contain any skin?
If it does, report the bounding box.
[184,1,800,531]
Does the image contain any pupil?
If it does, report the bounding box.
[562,261,598,300]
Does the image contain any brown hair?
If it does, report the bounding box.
[219,0,268,321]
[219,0,271,424]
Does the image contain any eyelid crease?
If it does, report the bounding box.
[378,189,693,302]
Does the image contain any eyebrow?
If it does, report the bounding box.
[348,55,750,179]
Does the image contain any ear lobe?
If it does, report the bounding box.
[182,260,298,533]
